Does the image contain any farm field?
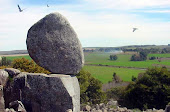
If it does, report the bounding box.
[5,55,32,61]
[84,52,170,68]
[1,52,170,83]
[83,65,144,83]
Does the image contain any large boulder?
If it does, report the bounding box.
[26,12,84,75]
[4,73,80,112]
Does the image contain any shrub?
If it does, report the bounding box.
[149,56,156,60]
[0,57,11,66]
[77,69,106,104]
[12,58,50,74]
[106,87,125,101]
[121,67,170,110]
[110,55,118,61]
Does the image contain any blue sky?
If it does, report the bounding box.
[0,0,170,51]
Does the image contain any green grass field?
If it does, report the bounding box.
[148,53,170,58]
[85,52,170,68]
[83,65,144,83]
[1,52,170,83]
[5,55,32,61]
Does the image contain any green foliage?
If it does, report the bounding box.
[85,52,170,68]
[110,55,118,60]
[112,72,122,83]
[12,58,50,74]
[131,51,148,61]
[131,75,137,81]
[77,69,106,104]
[106,87,125,100]
[0,57,11,66]
[149,56,156,60]
[121,67,170,110]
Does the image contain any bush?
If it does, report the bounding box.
[106,87,125,101]
[131,51,148,61]
[149,56,156,60]
[77,69,106,104]
[110,55,118,61]
[112,72,122,83]
[0,57,11,66]
[12,58,50,74]
[131,75,137,82]
[121,67,170,110]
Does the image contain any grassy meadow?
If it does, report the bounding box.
[1,52,170,83]
[6,55,32,61]
[83,65,143,83]
[84,52,170,68]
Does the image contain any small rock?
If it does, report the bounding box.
[85,105,91,111]
[0,85,5,111]
[101,108,107,112]
[9,100,26,112]
[5,108,16,112]
[0,69,9,86]
[91,108,96,112]
[96,104,100,110]
[66,109,72,112]
[4,68,20,78]
[107,100,118,106]
[99,103,105,109]
[165,105,170,112]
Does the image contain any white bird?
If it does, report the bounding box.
[133,28,138,32]
[17,5,24,12]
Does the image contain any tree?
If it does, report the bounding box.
[131,51,148,61]
[121,67,170,110]
[110,55,118,61]
[149,56,156,60]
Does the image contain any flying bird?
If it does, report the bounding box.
[17,5,24,12]
[47,4,49,7]
[133,28,138,32]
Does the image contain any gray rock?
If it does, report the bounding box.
[66,109,73,112]
[4,68,21,78]
[96,104,100,110]
[26,12,84,74]
[0,85,5,111]
[5,108,16,112]
[85,105,91,111]
[165,105,170,112]
[0,69,9,86]
[4,73,80,112]
[9,100,26,112]
[101,108,107,112]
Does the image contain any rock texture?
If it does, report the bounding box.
[0,85,5,111]
[4,73,80,112]
[26,12,84,74]
[0,69,9,86]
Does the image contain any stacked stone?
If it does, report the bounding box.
[0,12,84,112]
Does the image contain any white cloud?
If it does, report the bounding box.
[85,0,170,10]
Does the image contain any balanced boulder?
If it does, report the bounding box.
[26,12,84,74]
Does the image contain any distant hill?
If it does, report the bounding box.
[0,50,28,55]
